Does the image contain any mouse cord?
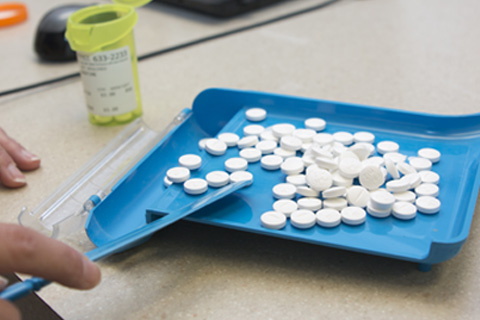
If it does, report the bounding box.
[0,0,339,98]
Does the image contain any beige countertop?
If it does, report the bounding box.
[1,0,479,319]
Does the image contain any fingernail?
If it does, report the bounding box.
[21,149,40,162]
[82,257,101,289]
[0,275,9,290]
[7,163,26,183]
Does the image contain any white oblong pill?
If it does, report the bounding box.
[273,199,298,217]
[316,208,341,228]
[384,158,400,179]
[280,135,303,151]
[322,186,347,199]
[281,157,305,175]
[369,189,395,210]
[272,123,296,138]
[261,155,283,170]
[291,209,316,229]
[419,170,440,184]
[323,198,348,211]
[239,147,262,163]
[393,191,416,203]
[164,176,172,188]
[206,170,230,188]
[306,166,333,191]
[229,171,253,185]
[397,162,417,175]
[333,131,354,146]
[418,148,441,163]
[272,183,297,199]
[415,196,441,214]
[392,201,417,220]
[386,179,410,193]
[237,135,259,149]
[205,139,227,156]
[346,186,370,208]
[401,172,422,189]
[359,165,385,190]
[286,174,307,186]
[341,206,366,226]
[225,157,248,172]
[415,183,439,197]
[294,128,316,142]
[255,140,277,154]
[366,201,391,218]
[273,147,296,159]
[377,141,399,155]
[245,107,267,122]
[304,117,326,131]
[331,171,353,187]
[184,178,208,195]
[166,167,190,183]
[297,197,322,211]
[243,124,265,136]
[218,132,240,147]
[353,131,375,144]
[179,154,202,170]
[383,152,407,164]
[313,133,334,146]
[261,211,286,229]
[338,157,363,179]
[408,156,432,172]
[296,186,320,198]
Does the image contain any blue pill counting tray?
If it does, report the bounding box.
[86,88,480,270]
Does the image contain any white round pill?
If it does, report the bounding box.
[296,186,320,198]
[273,147,296,159]
[341,206,366,226]
[218,132,240,147]
[306,166,333,191]
[260,211,286,229]
[384,158,400,179]
[323,198,348,211]
[301,143,312,153]
[261,155,283,170]
[313,133,334,146]
[353,131,375,144]
[383,152,407,164]
[272,123,296,138]
[396,162,417,175]
[362,156,384,168]
[401,172,422,189]
[359,165,385,190]
[286,174,307,186]
[311,145,334,159]
[225,157,248,172]
[418,148,441,163]
[273,199,298,217]
[272,183,297,199]
[333,131,354,146]
[415,196,441,214]
[205,139,227,156]
[166,167,190,183]
[408,156,432,172]
[349,143,372,161]
[179,154,202,170]
[393,191,416,203]
[237,135,259,149]
[281,157,305,175]
[293,128,316,142]
[184,178,208,195]
[205,171,230,188]
[302,155,315,167]
[386,179,410,193]
[245,108,267,122]
[338,157,363,179]
[377,141,399,155]
[419,170,440,184]
[243,124,265,136]
[369,189,395,210]
[322,186,347,199]
[415,183,439,197]
[229,171,253,185]
[316,208,341,228]
[280,136,303,151]
[297,197,323,211]
[198,138,215,150]
[291,209,316,229]
[260,129,278,142]
[164,176,172,187]
[304,118,326,131]
[346,186,370,208]
[392,201,417,220]
[239,148,262,163]
[331,143,348,157]
[366,202,391,218]
[331,171,353,187]
[315,157,338,171]
[255,140,277,154]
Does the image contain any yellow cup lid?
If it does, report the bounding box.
[112,0,152,8]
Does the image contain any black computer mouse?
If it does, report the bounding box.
[34,4,88,62]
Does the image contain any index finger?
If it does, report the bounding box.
[0,224,100,290]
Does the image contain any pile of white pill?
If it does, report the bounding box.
[165,107,442,231]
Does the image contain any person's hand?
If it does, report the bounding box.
[0,128,41,188]
[0,224,101,320]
